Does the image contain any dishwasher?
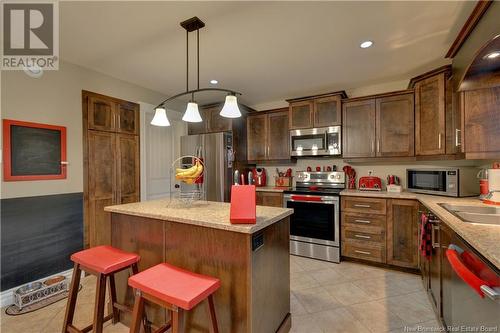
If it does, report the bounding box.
[442,232,500,330]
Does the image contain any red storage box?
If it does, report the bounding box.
[230,185,256,224]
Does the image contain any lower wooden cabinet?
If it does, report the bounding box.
[341,196,419,269]
[256,191,283,208]
[386,199,419,268]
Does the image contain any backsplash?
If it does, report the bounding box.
[257,159,493,189]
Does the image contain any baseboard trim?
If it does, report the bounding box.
[1,268,78,307]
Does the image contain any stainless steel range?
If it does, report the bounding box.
[284,171,345,263]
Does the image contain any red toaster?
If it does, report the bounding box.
[359,176,382,191]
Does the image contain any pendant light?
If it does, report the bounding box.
[151,107,171,126]
[220,94,241,118]
[182,102,202,122]
[151,17,243,126]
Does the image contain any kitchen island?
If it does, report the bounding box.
[104,199,293,333]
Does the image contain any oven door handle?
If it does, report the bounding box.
[290,195,322,202]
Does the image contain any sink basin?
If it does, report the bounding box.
[439,203,500,226]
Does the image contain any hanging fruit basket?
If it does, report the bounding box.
[170,155,205,205]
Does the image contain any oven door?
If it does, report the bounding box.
[284,194,339,246]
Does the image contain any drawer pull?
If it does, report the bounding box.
[354,250,371,255]
[354,234,371,239]
[354,219,371,224]
[354,204,371,208]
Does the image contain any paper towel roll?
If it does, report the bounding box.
[487,169,500,191]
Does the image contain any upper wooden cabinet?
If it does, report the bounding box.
[207,106,232,132]
[343,91,414,158]
[287,91,346,130]
[247,108,290,162]
[376,94,414,157]
[410,66,459,157]
[342,99,376,158]
[86,92,140,136]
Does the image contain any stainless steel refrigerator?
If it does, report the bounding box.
[180,132,233,202]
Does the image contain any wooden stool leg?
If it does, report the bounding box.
[93,273,107,333]
[171,308,185,333]
[130,263,150,332]
[130,291,145,333]
[108,274,119,324]
[62,263,81,333]
[207,295,219,333]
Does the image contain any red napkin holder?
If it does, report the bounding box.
[230,185,256,224]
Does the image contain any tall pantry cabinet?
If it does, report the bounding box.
[82,91,140,249]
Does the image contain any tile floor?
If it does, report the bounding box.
[1,256,441,333]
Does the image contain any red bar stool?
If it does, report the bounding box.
[128,263,220,333]
[62,245,144,333]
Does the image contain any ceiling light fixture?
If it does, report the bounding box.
[150,107,170,126]
[360,40,373,49]
[485,51,500,59]
[151,17,242,126]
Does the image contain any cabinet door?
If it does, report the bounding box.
[417,206,429,288]
[256,192,283,207]
[188,121,207,135]
[267,111,289,160]
[342,99,376,158]
[116,102,139,135]
[247,114,268,161]
[289,101,313,129]
[207,107,232,133]
[87,131,116,247]
[463,86,500,156]
[415,73,446,155]
[387,199,418,268]
[376,94,415,157]
[313,95,341,127]
[116,134,140,204]
[88,96,116,132]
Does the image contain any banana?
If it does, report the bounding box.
[175,161,204,183]
[175,163,198,178]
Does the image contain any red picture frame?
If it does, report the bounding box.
[3,119,67,181]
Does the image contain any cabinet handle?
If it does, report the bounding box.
[354,219,371,224]
[455,129,461,147]
[371,139,375,153]
[377,139,380,153]
[431,225,440,249]
[354,250,371,255]
[354,234,371,239]
[354,204,371,208]
[438,133,442,150]
[480,285,500,301]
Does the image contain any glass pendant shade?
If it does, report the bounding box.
[220,95,241,118]
[182,102,202,122]
[151,107,170,126]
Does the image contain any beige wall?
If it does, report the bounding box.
[1,60,167,199]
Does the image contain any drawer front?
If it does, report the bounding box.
[342,241,385,263]
[343,229,384,244]
[342,196,387,215]
[343,213,386,228]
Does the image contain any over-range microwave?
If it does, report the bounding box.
[290,126,341,157]
[406,167,479,197]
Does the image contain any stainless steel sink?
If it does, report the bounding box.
[440,203,500,225]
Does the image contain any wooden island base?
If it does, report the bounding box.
[110,213,291,333]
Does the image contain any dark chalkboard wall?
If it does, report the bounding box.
[1,193,83,291]
[11,125,62,176]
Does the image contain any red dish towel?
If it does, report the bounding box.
[419,213,432,260]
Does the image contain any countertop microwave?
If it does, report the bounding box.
[406,167,479,197]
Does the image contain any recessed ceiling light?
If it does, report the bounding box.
[360,40,373,49]
[210,79,218,85]
[484,51,500,59]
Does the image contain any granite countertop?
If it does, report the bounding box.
[105,199,293,234]
[255,186,288,193]
[340,190,500,269]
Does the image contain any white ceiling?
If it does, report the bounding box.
[60,1,475,108]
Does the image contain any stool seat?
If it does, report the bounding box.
[70,245,140,274]
[129,263,220,310]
